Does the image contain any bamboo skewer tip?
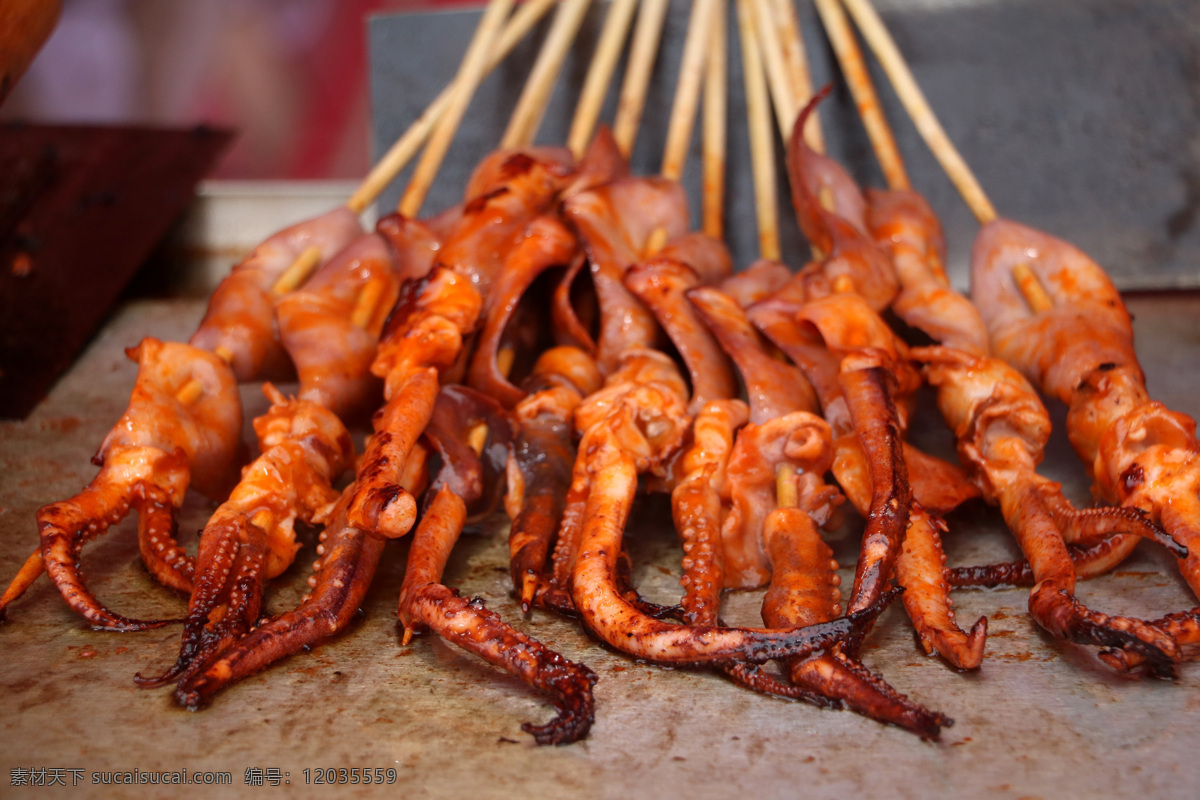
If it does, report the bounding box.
[351,279,387,330]
[701,0,729,240]
[776,464,799,509]
[813,0,909,190]
[661,0,720,182]
[176,379,205,406]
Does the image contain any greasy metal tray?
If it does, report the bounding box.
[2,294,1199,799]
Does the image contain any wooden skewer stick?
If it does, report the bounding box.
[568,0,638,158]
[771,0,823,153]
[271,246,322,295]
[1011,262,1054,313]
[467,424,489,458]
[644,0,721,257]
[613,0,671,158]
[776,463,799,509]
[273,0,556,297]
[643,226,669,257]
[840,0,997,224]
[176,378,206,406]
[346,0,558,216]
[502,0,593,149]
[176,346,234,405]
[753,0,822,152]
[702,0,729,239]
[661,0,720,182]
[497,345,516,379]
[736,0,781,261]
[751,0,796,144]
[399,0,516,219]
[812,0,909,190]
[351,278,387,330]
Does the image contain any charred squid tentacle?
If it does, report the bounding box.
[762,507,950,738]
[839,358,911,627]
[347,368,438,538]
[572,433,894,665]
[792,651,951,739]
[1039,489,1184,556]
[400,487,597,745]
[948,536,1141,588]
[1101,607,1200,672]
[348,262,483,537]
[174,489,387,709]
[142,387,353,688]
[509,417,575,610]
[506,348,602,611]
[672,399,749,620]
[135,484,194,594]
[400,385,596,744]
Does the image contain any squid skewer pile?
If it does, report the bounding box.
[0,0,566,629]
[180,1,606,740]
[831,0,1193,669]
[710,12,960,726]
[504,0,896,682]
[5,0,1200,749]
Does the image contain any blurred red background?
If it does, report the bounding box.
[1,0,483,180]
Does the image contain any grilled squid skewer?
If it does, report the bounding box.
[138,385,353,688]
[917,345,1182,676]
[569,350,895,665]
[4,340,242,630]
[400,385,597,745]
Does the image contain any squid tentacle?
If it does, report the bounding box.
[1009,484,1179,676]
[839,360,911,650]
[573,440,899,665]
[174,489,386,709]
[948,535,1142,588]
[895,504,987,669]
[1039,491,1185,557]
[400,487,597,745]
[39,450,192,631]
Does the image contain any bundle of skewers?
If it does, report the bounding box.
[4,0,1198,745]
